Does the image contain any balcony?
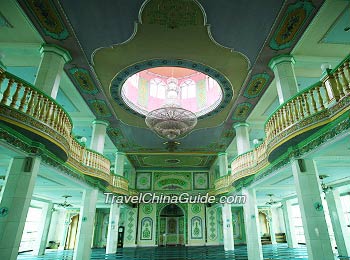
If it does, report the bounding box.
[0,68,129,195]
[215,54,350,195]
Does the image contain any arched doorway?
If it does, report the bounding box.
[65,214,79,249]
[159,204,185,246]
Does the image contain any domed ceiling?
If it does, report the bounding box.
[18,0,324,169]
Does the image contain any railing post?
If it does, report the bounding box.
[1,78,14,104]
[321,68,340,104]
[10,82,22,108]
[19,86,30,112]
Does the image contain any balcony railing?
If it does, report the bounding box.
[0,69,129,194]
[215,54,350,194]
[0,70,72,157]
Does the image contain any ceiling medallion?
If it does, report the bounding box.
[145,77,197,140]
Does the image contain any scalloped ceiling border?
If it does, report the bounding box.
[92,0,249,129]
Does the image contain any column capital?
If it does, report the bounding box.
[233,122,249,129]
[39,43,72,63]
[268,54,295,70]
[217,152,227,157]
[92,119,110,127]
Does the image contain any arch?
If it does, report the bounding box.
[157,203,187,246]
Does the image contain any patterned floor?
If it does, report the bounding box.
[17,244,310,260]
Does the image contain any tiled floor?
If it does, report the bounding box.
[18,244,310,260]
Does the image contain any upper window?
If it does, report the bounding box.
[181,79,196,99]
[121,67,223,116]
[150,78,166,98]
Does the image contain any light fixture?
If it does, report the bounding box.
[145,76,197,140]
[266,194,278,205]
[253,138,263,146]
[319,175,332,193]
[57,195,73,208]
[75,135,87,144]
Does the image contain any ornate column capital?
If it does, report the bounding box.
[39,43,72,63]
[268,54,295,70]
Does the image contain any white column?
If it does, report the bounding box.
[234,123,250,155]
[282,200,298,248]
[221,203,234,251]
[34,44,71,99]
[291,159,334,260]
[218,152,228,177]
[106,203,121,254]
[325,189,350,257]
[32,202,54,255]
[267,213,277,245]
[90,120,109,154]
[114,152,125,176]
[0,157,41,260]
[242,188,263,260]
[73,189,98,260]
[58,210,69,250]
[268,55,299,104]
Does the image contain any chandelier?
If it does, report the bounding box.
[145,77,197,140]
[56,195,73,208]
[265,194,279,205]
[319,175,332,193]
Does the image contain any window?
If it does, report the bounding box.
[180,79,196,99]
[150,78,166,98]
[129,73,139,88]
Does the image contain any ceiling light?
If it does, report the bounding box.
[266,194,278,205]
[319,175,332,193]
[145,76,197,140]
[57,195,73,208]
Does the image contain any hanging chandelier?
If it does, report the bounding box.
[57,195,73,208]
[145,77,197,140]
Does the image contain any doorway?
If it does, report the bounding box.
[159,204,185,246]
[65,214,79,249]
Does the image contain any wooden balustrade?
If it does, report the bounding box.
[0,70,129,193]
[215,54,350,193]
[0,71,72,140]
[264,80,330,145]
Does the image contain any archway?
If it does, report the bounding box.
[65,214,79,249]
[159,204,185,246]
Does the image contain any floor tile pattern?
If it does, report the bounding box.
[18,244,310,260]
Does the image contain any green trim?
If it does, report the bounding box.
[3,70,73,126]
